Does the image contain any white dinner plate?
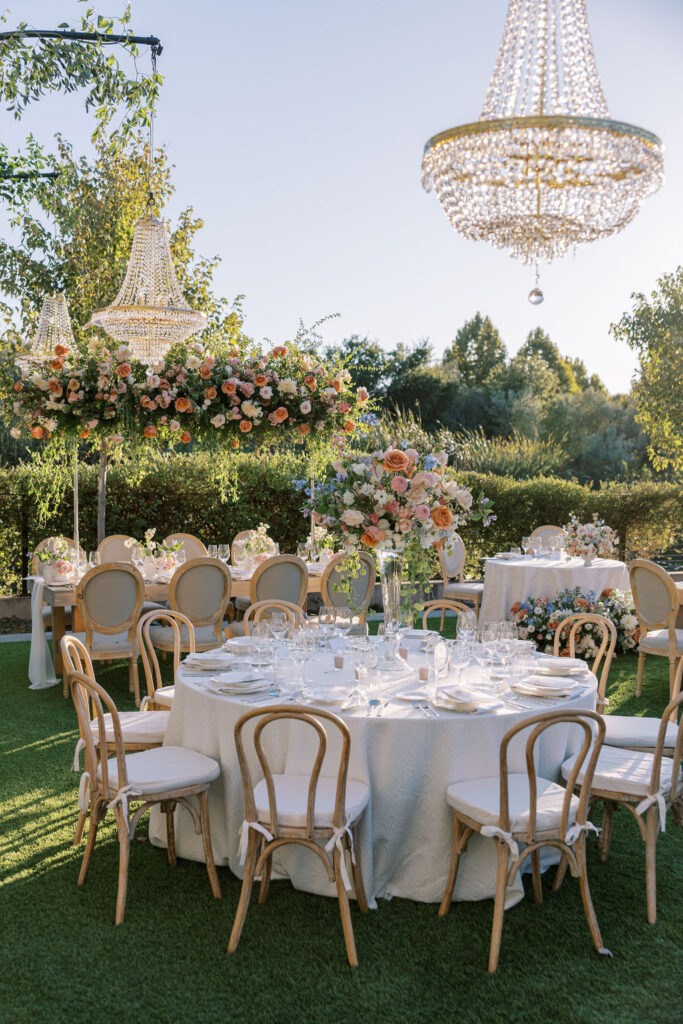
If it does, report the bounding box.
[513,681,581,698]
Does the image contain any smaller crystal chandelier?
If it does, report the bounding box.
[87,46,206,363]
[17,292,75,369]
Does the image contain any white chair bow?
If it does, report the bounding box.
[238,819,274,865]
[635,787,670,832]
[480,825,520,860]
[324,817,356,891]
[564,821,601,846]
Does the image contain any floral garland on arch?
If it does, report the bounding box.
[4,337,370,449]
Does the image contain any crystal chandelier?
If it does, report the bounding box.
[421,0,664,282]
[87,45,206,363]
[17,292,75,369]
[88,214,207,363]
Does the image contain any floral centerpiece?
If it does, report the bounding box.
[511,586,639,656]
[124,529,182,575]
[563,513,618,566]
[233,523,279,569]
[32,537,76,582]
[306,445,493,626]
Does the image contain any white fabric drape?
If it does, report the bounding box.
[28,578,59,690]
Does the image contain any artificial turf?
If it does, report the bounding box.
[0,640,681,1024]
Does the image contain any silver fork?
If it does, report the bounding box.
[413,701,437,719]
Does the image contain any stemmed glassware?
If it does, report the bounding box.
[521,536,532,557]
[456,609,477,644]
[530,537,541,559]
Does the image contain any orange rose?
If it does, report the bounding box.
[54,344,69,357]
[430,506,452,529]
[30,425,44,439]
[47,379,62,393]
[231,438,240,449]
[199,364,212,379]
[79,429,90,439]
[221,379,237,394]
[272,407,289,424]
[143,425,158,438]
[51,358,64,371]
[254,374,268,387]
[239,420,252,433]
[272,345,287,357]
[383,448,410,472]
[204,386,217,400]
[68,378,80,391]
[297,423,311,435]
[330,379,341,393]
[13,382,23,392]
[304,375,317,391]
[344,421,355,433]
[180,430,192,443]
[360,530,378,548]
[174,396,193,413]
[116,363,131,378]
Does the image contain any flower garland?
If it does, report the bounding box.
[4,338,370,449]
[511,586,639,656]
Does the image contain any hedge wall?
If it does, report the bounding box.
[1,454,681,594]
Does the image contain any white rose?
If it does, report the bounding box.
[241,400,259,418]
[341,509,363,527]
[210,414,226,428]
[115,345,132,361]
[342,490,355,505]
[9,427,20,439]
[456,489,473,510]
[278,378,298,395]
[350,463,367,475]
[147,374,161,388]
[186,355,201,370]
[260,386,273,400]
[300,400,312,415]
[170,419,181,431]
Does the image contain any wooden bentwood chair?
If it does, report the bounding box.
[70,670,222,925]
[437,533,485,618]
[148,557,231,655]
[629,559,683,702]
[138,609,196,711]
[439,709,610,973]
[242,600,305,634]
[529,525,567,549]
[62,635,170,845]
[228,706,369,966]
[421,598,477,633]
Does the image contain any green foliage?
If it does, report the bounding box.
[443,313,507,387]
[611,266,683,473]
[450,429,570,479]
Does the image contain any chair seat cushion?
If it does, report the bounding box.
[72,631,134,657]
[253,774,369,829]
[638,628,683,654]
[446,774,578,836]
[234,596,250,611]
[151,685,175,709]
[443,581,485,598]
[604,715,679,751]
[225,620,245,637]
[562,746,681,799]
[148,623,225,650]
[142,601,166,614]
[89,710,169,746]
[98,745,220,794]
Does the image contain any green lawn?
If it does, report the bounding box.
[0,641,681,1024]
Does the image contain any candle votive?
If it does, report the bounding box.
[398,646,409,661]
[334,654,344,671]
[418,665,430,683]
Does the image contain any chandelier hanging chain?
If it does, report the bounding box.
[147,45,157,211]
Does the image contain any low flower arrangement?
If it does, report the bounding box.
[511,586,639,656]
[563,513,618,562]
[4,337,369,449]
[233,523,279,567]
[124,529,182,570]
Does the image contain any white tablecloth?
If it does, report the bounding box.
[478,555,630,624]
[149,645,597,908]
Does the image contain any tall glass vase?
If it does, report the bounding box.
[377,548,403,632]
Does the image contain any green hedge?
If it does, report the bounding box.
[1,455,681,594]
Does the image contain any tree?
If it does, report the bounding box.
[611,267,683,473]
[444,313,507,387]
[323,335,390,394]
[0,6,160,207]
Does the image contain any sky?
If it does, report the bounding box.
[1,0,682,394]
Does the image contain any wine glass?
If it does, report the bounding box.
[87,551,100,570]
[521,536,532,557]
[218,543,229,562]
[530,538,541,559]
[333,606,354,648]
[207,544,218,559]
[448,641,471,687]
[456,609,477,643]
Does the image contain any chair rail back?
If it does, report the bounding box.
[163,533,208,560]
[629,559,679,633]
[97,534,135,563]
[529,525,567,547]
[243,600,304,634]
[137,608,196,697]
[421,598,476,630]
[76,563,144,650]
[553,613,617,714]
[69,670,128,799]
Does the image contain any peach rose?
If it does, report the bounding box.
[116,363,131,378]
[144,425,158,438]
[239,420,252,433]
[221,379,237,394]
[199,364,212,379]
[174,397,193,413]
[356,387,369,403]
[204,386,217,400]
[30,425,44,439]
[272,406,289,424]
[297,423,311,435]
[360,530,378,548]
[54,344,69,357]
[272,345,287,357]
[79,429,90,439]
[47,379,62,394]
[68,378,80,391]
[338,402,351,414]
[430,505,452,529]
[344,421,355,433]
[304,375,317,391]
[13,382,23,392]
[180,430,192,443]
[330,379,342,393]
[383,448,410,472]
[51,359,64,371]
[253,373,268,387]
[391,475,409,494]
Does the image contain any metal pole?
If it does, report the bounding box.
[0,29,162,52]
[73,444,80,576]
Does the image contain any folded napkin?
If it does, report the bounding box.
[533,655,587,675]
[520,674,578,689]
[211,669,264,687]
[186,648,232,665]
[435,687,479,712]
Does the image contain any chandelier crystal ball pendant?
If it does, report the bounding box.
[421,0,664,272]
[89,214,207,365]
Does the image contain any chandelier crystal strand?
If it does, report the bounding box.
[422,0,663,267]
[18,293,75,368]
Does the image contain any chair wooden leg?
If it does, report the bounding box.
[129,659,141,707]
[165,803,177,868]
[488,840,509,974]
[575,837,609,955]
[198,790,222,900]
[599,802,615,864]
[440,608,445,633]
[645,806,659,925]
[228,833,258,953]
[350,825,368,912]
[439,814,463,916]
[636,652,645,697]
[257,852,272,905]
[531,848,543,904]
[78,799,103,886]
[73,809,87,846]
[114,804,131,926]
[333,845,358,967]
[552,853,568,892]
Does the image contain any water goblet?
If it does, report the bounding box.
[521,536,532,557]
[207,544,218,559]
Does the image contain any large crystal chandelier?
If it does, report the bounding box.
[17,292,75,369]
[421,0,664,277]
[88,214,207,363]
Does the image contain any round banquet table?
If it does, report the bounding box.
[149,641,598,910]
[478,554,630,625]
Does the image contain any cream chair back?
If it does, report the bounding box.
[170,557,231,634]
[552,613,617,715]
[97,534,135,563]
[137,609,195,700]
[629,559,678,630]
[32,536,87,575]
[438,534,466,581]
[251,555,308,609]
[529,525,567,548]
[242,600,304,634]
[163,533,207,560]
[321,553,375,617]
[76,563,144,646]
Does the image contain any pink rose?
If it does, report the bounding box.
[239,381,255,396]
[391,475,409,494]
[369,513,379,524]
[414,504,431,521]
